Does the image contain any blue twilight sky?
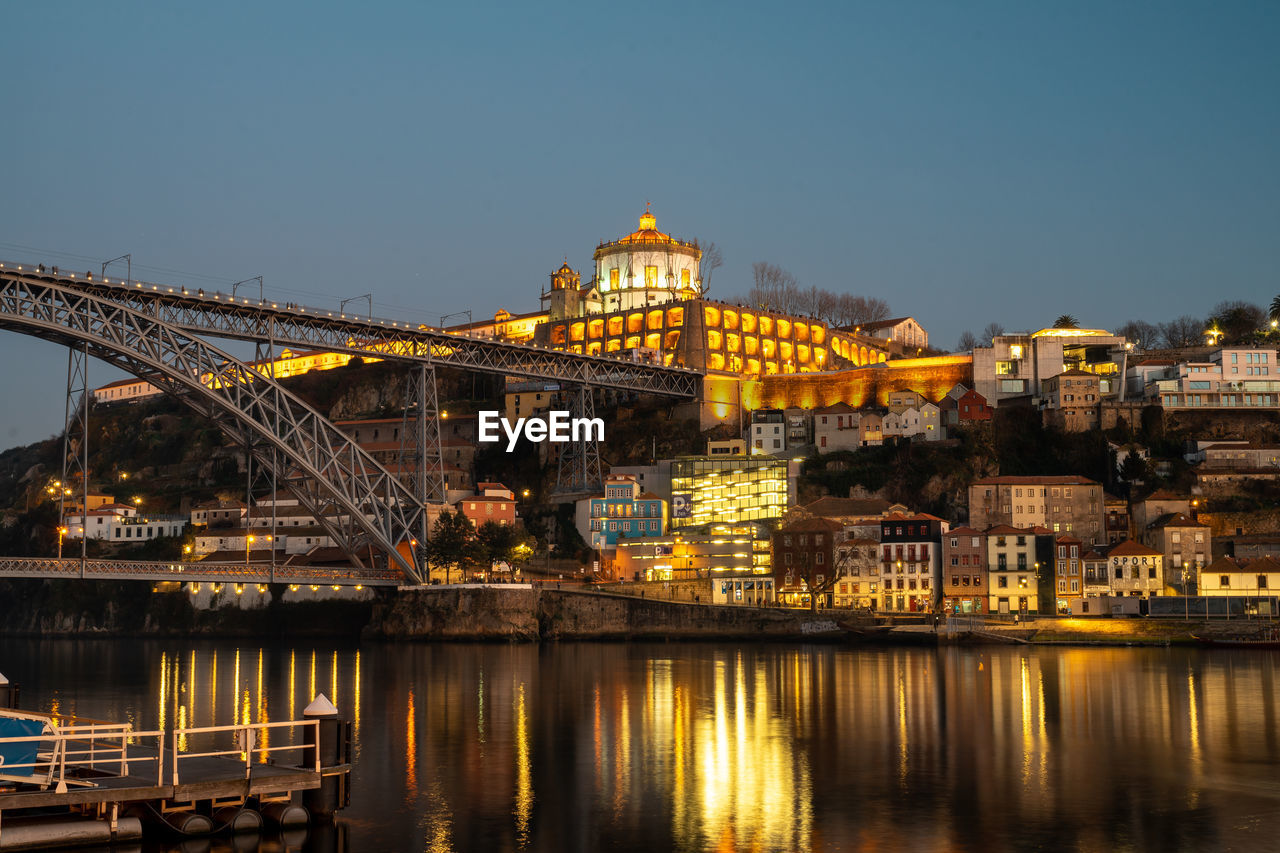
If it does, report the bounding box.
[1,1,1277,447]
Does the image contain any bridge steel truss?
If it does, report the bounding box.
[0,274,427,583]
[0,557,402,586]
[13,264,702,504]
[18,267,702,396]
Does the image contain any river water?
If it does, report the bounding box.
[1,638,1278,853]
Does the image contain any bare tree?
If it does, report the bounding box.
[1159,315,1203,348]
[957,330,977,352]
[748,262,801,313]
[834,295,891,328]
[699,240,722,295]
[1116,320,1159,351]
[981,322,1005,343]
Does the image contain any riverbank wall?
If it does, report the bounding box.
[2,579,1272,644]
[365,585,850,641]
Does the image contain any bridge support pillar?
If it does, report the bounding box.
[59,342,90,571]
[400,364,444,548]
[554,384,603,497]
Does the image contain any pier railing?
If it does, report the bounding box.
[0,712,320,792]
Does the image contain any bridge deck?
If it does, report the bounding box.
[0,557,401,586]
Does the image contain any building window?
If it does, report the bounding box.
[1220,575,1230,588]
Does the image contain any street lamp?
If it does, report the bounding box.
[246,534,256,567]
[58,526,67,559]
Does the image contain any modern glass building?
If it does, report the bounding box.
[668,456,793,530]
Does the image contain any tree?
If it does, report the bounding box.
[476,520,521,570]
[1117,320,1159,351]
[1270,294,1280,322]
[1117,452,1149,485]
[1208,300,1266,344]
[747,262,801,313]
[1053,314,1080,329]
[981,322,1005,343]
[1159,315,1203,348]
[956,330,977,352]
[424,508,473,584]
[699,241,723,295]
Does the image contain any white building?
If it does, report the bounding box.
[814,403,861,454]
[1136,347,1280,409]
[858,316,929,349]
[65,503,186,542]
[593,207,702,315]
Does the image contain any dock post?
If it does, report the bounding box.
[0,671,18,709]
[302,694,347,820]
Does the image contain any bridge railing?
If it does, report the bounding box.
[0,556,402,586]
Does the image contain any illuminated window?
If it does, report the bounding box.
[645,266,658,287]
[810,326,825,345]
[744,337,759,356]
[627,313,644,334]
[777,319,791,338]
[723,310,739,330]
[647,310,663,330]
[607,316,624,336]
[664,330,681,349]
[666,307,684,327]
[609,268,619,289]
[741,313,757,334]
[625,335,641,349]
[682,269,691,287]
[794,323,808,342]
[606,339,621,352]
[551,325,567,346]
[588,319,604,338]
[707,330,722,350]
[646,333,661,349]
[762,340,776,359]
[704,306,721,327]
[759,316,774,336]
[726,333,741,353]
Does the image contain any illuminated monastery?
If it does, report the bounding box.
[532,208,892,378]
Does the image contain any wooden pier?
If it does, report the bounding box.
[0,696,348,849]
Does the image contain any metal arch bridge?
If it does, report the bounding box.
[0,261,703,396]
[0,557,402,586]
[0,274,429,582]
[0,259,702,585]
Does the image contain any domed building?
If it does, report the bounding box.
[593,206,702,314]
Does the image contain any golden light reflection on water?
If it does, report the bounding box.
[29,639,1279,852]
[405,688,417,802]
[514,682,532,848]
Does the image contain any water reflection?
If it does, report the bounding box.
[2,640,1280,851]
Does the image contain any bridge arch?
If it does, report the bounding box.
[0,274,425,582]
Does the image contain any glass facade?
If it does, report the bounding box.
[669,457,790,529]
